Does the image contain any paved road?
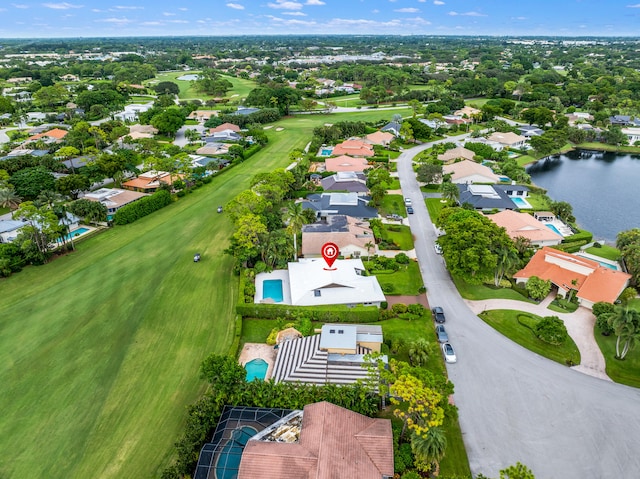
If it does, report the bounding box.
[396,140,640,479]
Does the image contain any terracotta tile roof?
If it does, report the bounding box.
[438,147,477,163]
[487,210,562,244]
[238,401,393,479]
[487,131,526,146]
[324,155,370,172]
[365,131,394,145]
[443,159,501,183]
[122,171,184,191]
[210,122,240,133]
[514,247,631,304]
[28,128,68,141]
[332,139,375,157]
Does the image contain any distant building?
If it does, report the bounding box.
[487,131,527,149]
[302,215,375,258]
[437,146,476,164]
[486,210,563,248]
[443,159,501,184]
[122,171,184,193]
[324,155,370,173]
[84,188,148,217]
[332,139,375,157]
[301,192,378,220]
[320,171,368,194]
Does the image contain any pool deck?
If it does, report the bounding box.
[238,343,277,381]
[254,270,291,304]
[575,251,620,270]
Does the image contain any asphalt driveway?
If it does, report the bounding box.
[396,139,640,479]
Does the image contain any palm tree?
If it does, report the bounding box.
[441,181,460,205]
[283,201,306,261]
[610,307,640,359]
[364,241,375,260]
[411,427,447,474]
[407,338,431,367]
[36,190,64,210]
[494,246,519,286]
[0,188,22,210]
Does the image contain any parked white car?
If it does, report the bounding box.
[441,342,457,363]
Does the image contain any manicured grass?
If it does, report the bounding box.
[127,95,155,103]
[517,154,537,166]
[149,71,257,102]
[439,414,472,477]
[425,197,446,222]
[593,326,640,388]
[524,192,551,210]
[577,142,640,154]
[453,275,533,302]
[0,206,10,216]
[240,319,278,345]
[371,261,424,295]
[479,310,581,366]
[585,245,621,261]
[382,224,414,250]
[380,194,407,218]
[384,178,401,190]
[328,94,364,108]
[420,184,440,193]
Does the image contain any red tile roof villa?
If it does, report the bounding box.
[513,247,630,309]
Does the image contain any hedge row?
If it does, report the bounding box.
[553,240,588,253]
[236,303,380,323]
[113,190,172,225]
[563,230,593,244]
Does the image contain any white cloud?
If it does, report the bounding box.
[169,19,188,23]
[267,1,303,10]
[141,21,163,25]
[626,3,640,7]
[113,5,143,10]
[42,2,83,9]
[448,11,486,17]
[226,3,244,9]
[178,7,187,11]
[12,4,29,8]
[395,7,419,13]
[283,11,307,16]
[162,12,175,16]
[305,0,325,4]
[97,16,133,24]
[512,16,526,21]
[434,0,445,4]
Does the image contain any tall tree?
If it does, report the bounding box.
[440,181,460,205]
[411,427,447,474]
[0,187,21,210]
[283,201,306,261]
[610,307,640,359]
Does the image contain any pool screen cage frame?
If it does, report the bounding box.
[193,405,293,479]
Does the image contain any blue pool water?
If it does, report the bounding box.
[545,224,563,236]
[245,358,268,381]
[575,254,619,271]
[321,148,333,156]
[263,279,284,302]
[58,227,89,242]
[499,176,511,182]
[511,197,529,208]
[215,426,257,479]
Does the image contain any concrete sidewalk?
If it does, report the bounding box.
[465,293,611,381]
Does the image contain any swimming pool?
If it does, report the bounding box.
[320,148,333,156]
[262,279,284,302]
[58,227,90,242]
[510,197,531,209]
[545,223,563,236]
[575,253,620,270]
[245,358,268,381]
[215,426,257,479]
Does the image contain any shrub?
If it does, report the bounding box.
[381,283,395,293]
[407,303,425,316]
[595,314,614,336]
[391,303,408,314]
[236,303,380,323]
[113,190,172,225]
[380,301,388,310]
[394,443,414,474]
[535,316,568,345]
[266,328,278,345]
[395,252,410,264]
[593,301,615,318]
[498,278,512,288]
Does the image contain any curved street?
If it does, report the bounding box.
[396,139,640,479]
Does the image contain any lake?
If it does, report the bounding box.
[527,150,640,244]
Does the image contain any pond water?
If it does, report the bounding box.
[527,150,640,243]
[177,74,200,81]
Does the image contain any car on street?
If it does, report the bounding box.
[434,242,443,254]
[404,197,412,206]
[406,206,414,214]
[432,306,446,323]
[441,342,457,363]
[435,324,449,343]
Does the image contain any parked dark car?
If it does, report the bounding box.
[406,206,414,214]
[435,324,449,343]
[432,306,446,323]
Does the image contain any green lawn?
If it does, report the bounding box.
[148,71,257,102]
[577,142,640,154]
[0,107,426,479]
[382,224,414,250]
[328,93,364,108]
[380,194,407,218]
[453,275,533,302]
[593,326,640,388]
[127,95,155,103]
[370,261,423,295]
[0,206,10,216]
[425,197,446,222]
[478,310,581,366]
[524,192,551,210]
[384,178,401,190]
[240,319,278,345]
[585,244,621,261]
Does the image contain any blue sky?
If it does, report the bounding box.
[1,1,639,38]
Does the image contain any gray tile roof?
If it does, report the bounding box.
[301,193,378,219]
[457,184,518,210]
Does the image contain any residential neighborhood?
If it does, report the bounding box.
[1,32,640,479]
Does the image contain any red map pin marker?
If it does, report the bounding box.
[321,242,339,270]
